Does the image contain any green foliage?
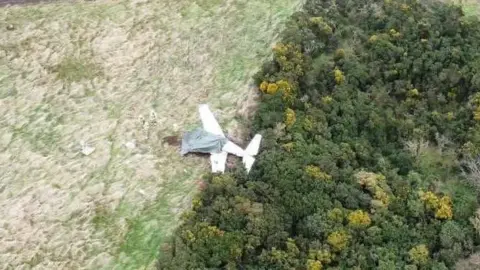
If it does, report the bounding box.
[159,0,480,269]
[409,244,429,266]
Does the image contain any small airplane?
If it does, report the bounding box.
[197,104,262,173]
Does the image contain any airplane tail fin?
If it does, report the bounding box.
[242,134,262,173]
[220,134,262,173]
[198,104,262,173]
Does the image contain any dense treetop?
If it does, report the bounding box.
[159,0,480,269]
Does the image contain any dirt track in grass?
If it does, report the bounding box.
[0,0,301,269]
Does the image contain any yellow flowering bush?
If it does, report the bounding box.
[305,165,332,181]
[409,244,429,265]
[435,196,453,220]
[420,191,439,209]
[306,260,322,270]
[473,107,480,121]
[277,79,291,92]
[285,108,296,128]
[259,81,269,92]
[419,190,453,220]
[266,83,279,94]
[348,210,371,228]
[260,79,295,100]
[327,230,350,252]
[277,79,295,103]
[334,68,345,85]
[273,43,305,78]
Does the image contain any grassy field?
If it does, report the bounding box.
[456,0,480,16]
[0,0,300,269]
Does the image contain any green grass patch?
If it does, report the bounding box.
[114,171,196,269]
[53,56,103,83]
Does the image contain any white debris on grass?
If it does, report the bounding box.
[80,141,96,156]
[124,140,136,149]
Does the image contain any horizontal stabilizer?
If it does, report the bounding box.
[210,152,228,173]
[222,141,245,157]
[242,155,256,173]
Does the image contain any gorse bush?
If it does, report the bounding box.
[159,0,480,269]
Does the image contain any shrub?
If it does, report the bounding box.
[284,108,296,128]
[409,244,429,266]
[327,230,350,252]
[334,49,345,61]
[266,83,279,94]
[306,259,322,270]
[347,210,371,228]
[305,165,332,181]
[334,68,345,85]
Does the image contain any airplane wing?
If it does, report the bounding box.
[199,104,228,173]
[198,104,225,137]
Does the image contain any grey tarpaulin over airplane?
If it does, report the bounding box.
[180,127,228,155]
[181,104,262,173]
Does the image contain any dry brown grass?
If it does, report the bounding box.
[0,0,301,269]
